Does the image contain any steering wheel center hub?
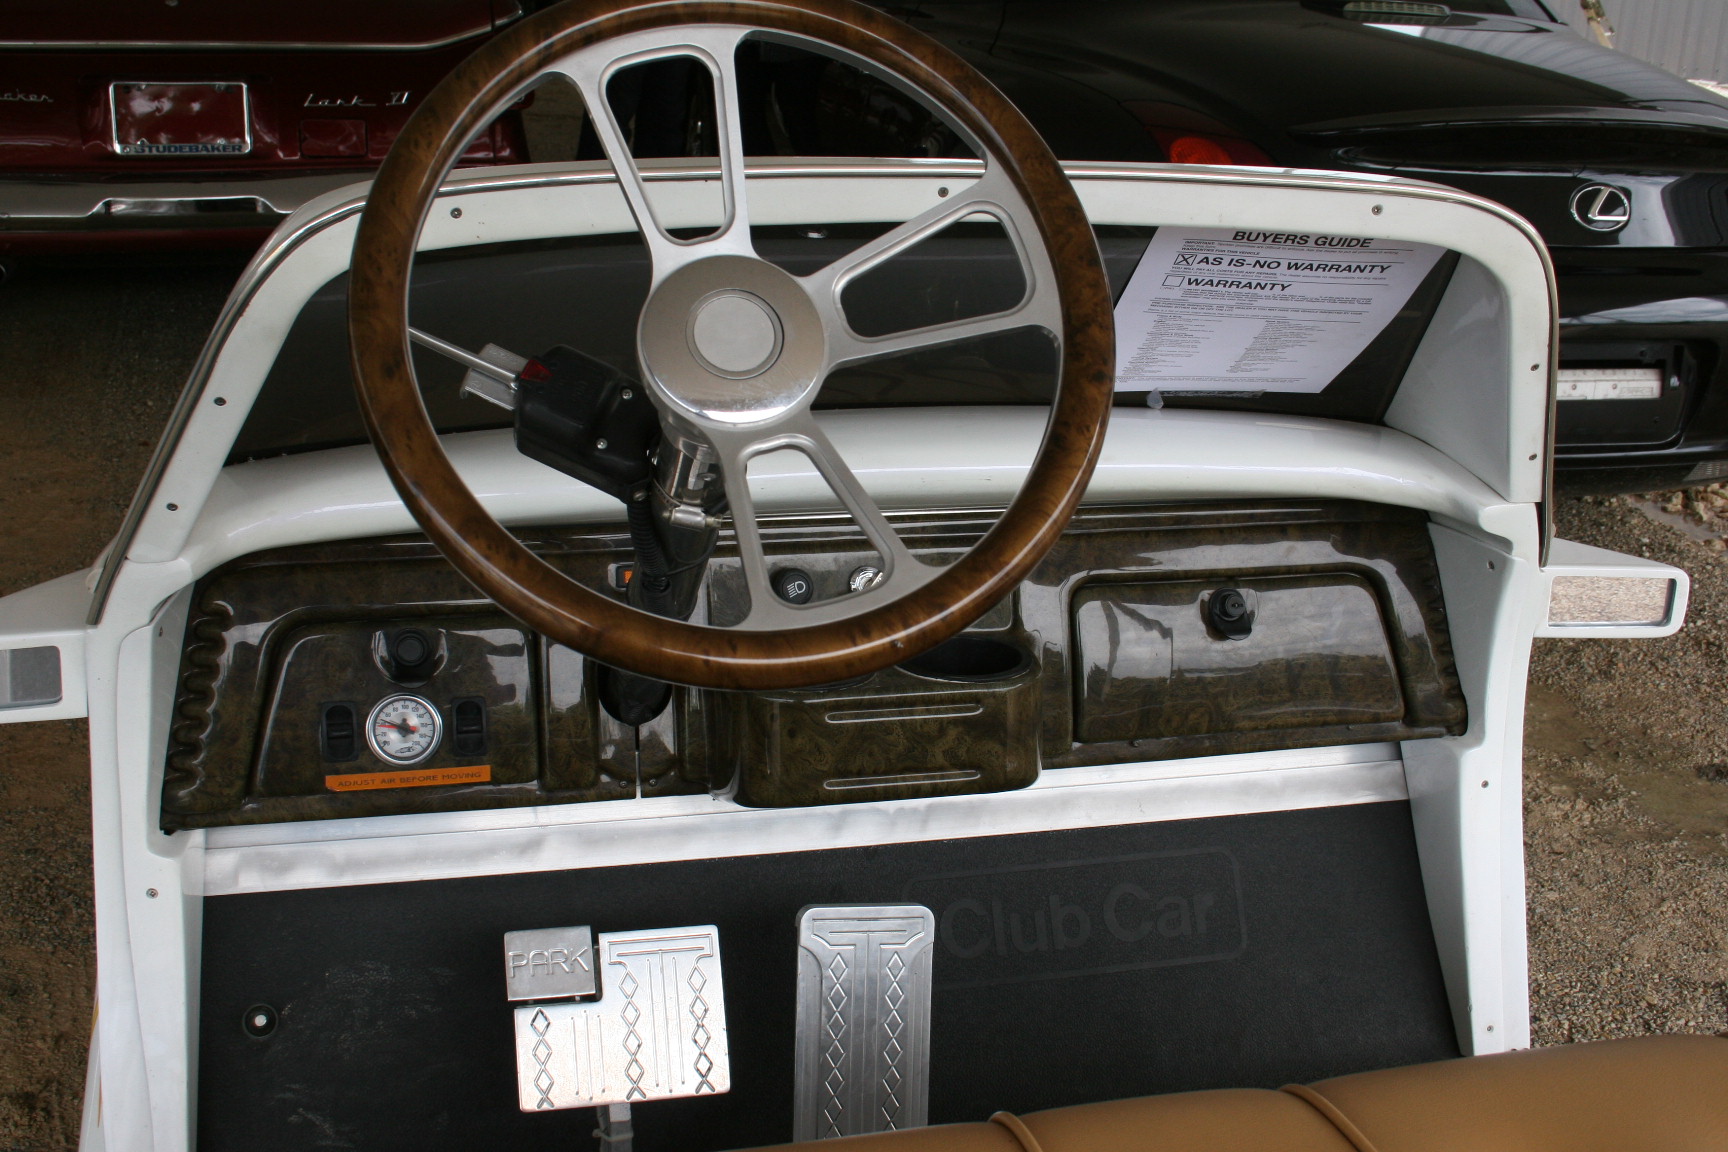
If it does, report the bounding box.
[689,290,783,378]
[640,254,824,424]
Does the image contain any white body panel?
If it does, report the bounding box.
[174,410,1516,575]
[0,159,1684,1151]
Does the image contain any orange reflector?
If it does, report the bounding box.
[1166,135,1235,165]
[325,764,491,792]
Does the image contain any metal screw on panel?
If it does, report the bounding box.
[243,1004,278,1038]
[596,438,608,450]
[165,503,178,511]
[937,186,949,197]
[450,207,463,219]
[145,888,158,898]
[213,396,226,406]
[1371,204,1383,215]
[621,389,633,400]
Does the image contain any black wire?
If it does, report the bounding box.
[624,494,677,615]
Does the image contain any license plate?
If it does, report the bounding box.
[110,82,251,156]
[1556,366,1663,402]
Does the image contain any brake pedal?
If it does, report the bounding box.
[793,905,936,1141]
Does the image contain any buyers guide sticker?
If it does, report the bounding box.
[1113,227,1445,393]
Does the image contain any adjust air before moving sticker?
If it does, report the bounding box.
[1113,227,1445,394]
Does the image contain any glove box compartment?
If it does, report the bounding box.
[1072,575,1406,745]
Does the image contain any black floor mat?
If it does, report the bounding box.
[198,801,1457,1151]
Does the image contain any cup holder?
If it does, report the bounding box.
[898,635,1033,683]
[733,631,1042,805]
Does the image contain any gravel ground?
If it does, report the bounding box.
[1,263,1726,1146]
[0,260,236,1150]
[1524,493,1728,1044]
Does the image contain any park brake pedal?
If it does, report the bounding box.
[507,925,730,1112]
[794,905,936,1141]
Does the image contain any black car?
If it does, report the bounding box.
[575,0,1728,493]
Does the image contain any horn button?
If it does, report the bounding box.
[691,291,781,377]
[640,254,826,424]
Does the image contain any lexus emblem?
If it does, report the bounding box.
[1570,183,1631,232]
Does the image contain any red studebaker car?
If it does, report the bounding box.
[0,0,528,257]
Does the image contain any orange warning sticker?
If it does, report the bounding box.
[325,764,491,792]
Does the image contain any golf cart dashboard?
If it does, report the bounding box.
[161,498,1465,830]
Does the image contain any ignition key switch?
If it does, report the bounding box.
[1207,587,1253,640]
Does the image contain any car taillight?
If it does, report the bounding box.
[1168,135,1233,165]
[1150,128,1274,166]
[1122,101,1275,167]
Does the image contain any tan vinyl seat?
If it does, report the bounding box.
[744,1034,1728,1152]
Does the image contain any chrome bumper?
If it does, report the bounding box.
[0,171,370,226]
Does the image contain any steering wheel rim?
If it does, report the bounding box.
[349,0,1114,691]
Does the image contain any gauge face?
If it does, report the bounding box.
[365,694,442,765]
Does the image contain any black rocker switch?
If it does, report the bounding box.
[320,703,358,762]
[450,697,488,758]
[772,568,815,605]
[1207,587,1253,641]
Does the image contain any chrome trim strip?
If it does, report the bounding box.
[0,172,367,221]
[90,157,1558,623]
[87,189,372,624]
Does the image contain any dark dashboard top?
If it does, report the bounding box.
[230,226,1456,464]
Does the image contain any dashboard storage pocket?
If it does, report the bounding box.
[1072,574,1406,745]
[725,635,1041,807]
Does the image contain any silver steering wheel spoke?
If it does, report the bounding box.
[707,416,934,632]
[805,162,1064,370]
[545,24,757,285]
[801,162,1010,299]
[528,29,1059,632]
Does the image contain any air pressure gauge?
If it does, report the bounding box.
[365,694,442,765]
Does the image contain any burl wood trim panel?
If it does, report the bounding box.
[161,501,1465,827]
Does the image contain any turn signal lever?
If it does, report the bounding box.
[512,346,660,503]
[407,329,659,501]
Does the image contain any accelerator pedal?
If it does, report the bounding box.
[794,905,936,1141]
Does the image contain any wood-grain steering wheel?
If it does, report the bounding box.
[349,0,1113,691]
